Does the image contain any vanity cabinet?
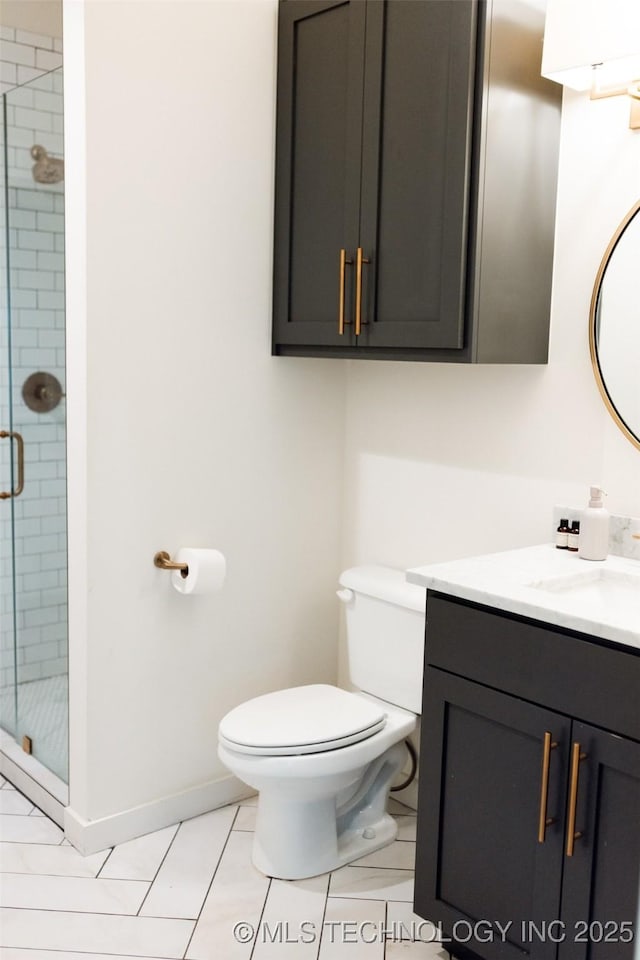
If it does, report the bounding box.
[272,0,561,362]
[414,593,640,960]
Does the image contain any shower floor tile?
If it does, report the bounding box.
[0,675,68,782]
[0,780,448,959]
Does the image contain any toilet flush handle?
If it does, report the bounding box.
[336,588,354,604]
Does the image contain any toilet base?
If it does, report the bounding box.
[253,810,398,880]
[250,740,407,880]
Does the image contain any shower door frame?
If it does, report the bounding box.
[0,72,69,824]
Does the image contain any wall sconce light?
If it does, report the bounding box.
[541,0,640,129]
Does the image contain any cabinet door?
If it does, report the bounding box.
[357,0,476,350]
[415,667,571,960]
[559,723,640,960]
[272,0,365,350]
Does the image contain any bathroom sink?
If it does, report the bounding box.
[528,567,640,611]
[408,544,640,649]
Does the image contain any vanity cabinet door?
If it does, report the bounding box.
[272,0,366,350]
[558,724,640,960]
[356,0,475,351]
[414,667,571,960]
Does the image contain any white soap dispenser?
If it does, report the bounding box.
[578,486,609,561]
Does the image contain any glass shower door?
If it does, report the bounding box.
[0,69,68,784]
[0,93,18,746]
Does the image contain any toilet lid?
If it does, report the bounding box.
[219,684,387,756]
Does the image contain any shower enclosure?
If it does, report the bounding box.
[0,67,68,794]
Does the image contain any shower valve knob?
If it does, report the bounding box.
[22,372,65,413]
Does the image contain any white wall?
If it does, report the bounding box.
[64,0,346,837]
[342,89,640,575]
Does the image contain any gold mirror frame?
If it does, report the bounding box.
[589,199,640,453]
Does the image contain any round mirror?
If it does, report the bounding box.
[590,200,640,451]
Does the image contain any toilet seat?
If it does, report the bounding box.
[219,684,387,756]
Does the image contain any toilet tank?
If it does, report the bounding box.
[338,566,426,714]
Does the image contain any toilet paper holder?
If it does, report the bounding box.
[154,550,189,579]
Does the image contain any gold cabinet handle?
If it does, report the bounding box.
[537,731,558,843]
[338,248,353,335]
[0,430,25,500]
[566,741,587,856]
[354,246,370,336]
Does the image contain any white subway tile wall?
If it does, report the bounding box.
[0,29,66,774]
[0,31,63,96]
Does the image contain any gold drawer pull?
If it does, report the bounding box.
[566,741,587,856]
[0,430,25,500]
[538,731,558,843]
[338,248,353,335]
[354,246,370,336]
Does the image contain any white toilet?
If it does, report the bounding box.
[217,566,425,880]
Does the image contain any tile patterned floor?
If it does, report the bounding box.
[0,773,451,959]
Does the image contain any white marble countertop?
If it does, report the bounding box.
[407,544,640,651]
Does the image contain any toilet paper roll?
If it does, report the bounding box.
[171,548,226,596]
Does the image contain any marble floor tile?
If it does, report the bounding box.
[232,804,257,831]
[0,952,171,960]
[395,816,417,842]
[353,840,416,871]
[0,908,194,957]
[239,794,258,806]
[0,814,63,844]
[0,841,110,877]
[185,831,270,960]
[252,872,330,958]
[140,806,237,920]
[386,902,444,943]
[319,896,386,959]
[387,799,416,816]
[329,865,414,903]
[0,791,34,816]
[0,872,150,914]
[99,824,178,881]
[385,941,451,959]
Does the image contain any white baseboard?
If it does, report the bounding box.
[64,773,254,854]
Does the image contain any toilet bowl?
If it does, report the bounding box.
[218,566,425,880]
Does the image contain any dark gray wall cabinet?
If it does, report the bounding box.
[272,0,562,362]
[414,593,640,960]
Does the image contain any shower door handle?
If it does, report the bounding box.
[0,430,25,499]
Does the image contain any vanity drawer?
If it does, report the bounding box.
[425,592,640,741]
